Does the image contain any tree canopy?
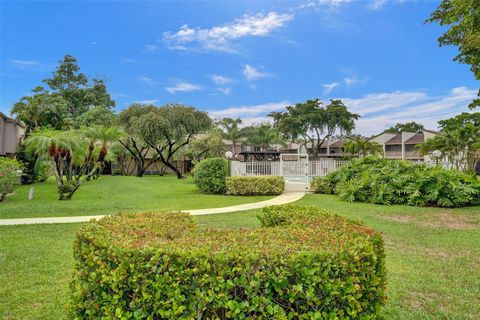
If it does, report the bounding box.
[135,104,212,178]
[386,122,425,133]
[427,0,480,109]
[269,99,359,156]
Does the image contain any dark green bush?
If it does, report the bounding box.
[0,157,22,201]
[71,206,386,319]
[313,157,480,207]
[226,176,285,195]
[310,176,334,194]
[193,158,227,194]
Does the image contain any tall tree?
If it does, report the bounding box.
[182,130,226,162]
[217,118,249,159]
[427,0,480,109]
[244,123,284,150]
[118,104,158,177]
[343,137,383,158]
[386,122,425,133]
[270,99,359,156]
[136,104,212,179]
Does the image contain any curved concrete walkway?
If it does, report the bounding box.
[0,192,305,226]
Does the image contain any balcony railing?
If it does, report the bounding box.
[385,151,402,158]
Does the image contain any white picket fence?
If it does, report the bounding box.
[230,159,349,191]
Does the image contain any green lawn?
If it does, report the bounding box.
[0,175,273,219]
[1,194,479,319]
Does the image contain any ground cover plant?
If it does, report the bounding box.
[1,195,479,319]
[70,205,385,319]
[0,175,273,219]
[226,176,285,195]
[312,157,480,207]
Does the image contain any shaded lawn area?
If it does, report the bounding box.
[0,175,273,219]
[1,194,479,319]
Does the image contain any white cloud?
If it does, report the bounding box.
[163,11,293,52]
[368,0,388,10]
[211,74,233,85]
[137,76,159,86]
[217,88,232,95]
[133,99,159,105]
[243,64,268,81]
[323,82,339,95]
[208,101,288,120]
[121,58,139,63]
[165,82,202,94]
[344,76,358,87]
[343,87,478,135]
[11,60,46,70]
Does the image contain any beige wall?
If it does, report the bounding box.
[0,116,24,155]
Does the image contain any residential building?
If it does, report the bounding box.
[0,112,25,156]
[368,129,438,161]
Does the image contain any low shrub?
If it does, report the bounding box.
[310,176,334,194]
[193,158,227,194]
[71,206,386,319]
[313,157,480,207]
[0,157,22,202]
[226,176,285,195]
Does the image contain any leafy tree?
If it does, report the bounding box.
[43,55,115,117]
[270,99,359,156]
[136,104,212,179]
[418,112,480,171]
[118,104,158,177]
[183,130,226,162]
[25,128,121,200]
[386,121,425,133]
[427,0,480,109]
[244,123,284,150]
[11,87,70,134]
[77,105,117,127]
[216,118,249,159]
[343,137,383,158]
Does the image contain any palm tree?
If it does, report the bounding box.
[244,123,285,151]
[217,118,249,159]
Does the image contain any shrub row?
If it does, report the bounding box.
[226,176,285,196]
[71,206,386,319]
[312,157,480,207]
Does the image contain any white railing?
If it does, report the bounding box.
[231,159,349,179]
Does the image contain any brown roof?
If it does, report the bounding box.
[330,139,345,147]
[404,133,424,145]
[384,134,402,145]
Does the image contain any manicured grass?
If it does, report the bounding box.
[1,194,479,319]
[0,175,273,219]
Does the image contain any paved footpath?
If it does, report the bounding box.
[0,192,305,226]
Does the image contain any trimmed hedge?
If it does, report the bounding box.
[226,176,285,195]
[312,157,480,207]
[193,158,228,194]
[71,206,386,319]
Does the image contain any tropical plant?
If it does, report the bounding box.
[244,123,284,150]
[269,99,359,156]
[343,137,383,158]
[385,121,425,133]
[313,157,480,207]
[182,130,226,162]
[216,118,249,159]
[418,112,480,171]
[0,158,22,202]
[25,128,121,200]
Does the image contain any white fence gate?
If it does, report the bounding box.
[230,155,349,192]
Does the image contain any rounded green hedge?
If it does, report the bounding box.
[71,206,386,319]
[226,176,285,195]
[193,158,228,194]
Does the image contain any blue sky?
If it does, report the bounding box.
[0,0,478,135]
